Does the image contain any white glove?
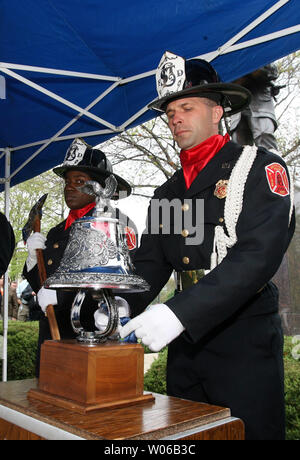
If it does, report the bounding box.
[26,232,46,271]
[119,304,185,352]
[94,296,130,333]
[37,287,58,313]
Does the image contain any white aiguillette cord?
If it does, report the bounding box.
[210,145,294,270]
[210,145,258,270]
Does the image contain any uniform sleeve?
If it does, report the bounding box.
[23,264,41,295]
[167,156,294,343]
[22,226,57,293]
[0,213,15,276]
[123,199,173,317]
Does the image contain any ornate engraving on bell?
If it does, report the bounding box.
[44,176,149,344]
[58,220,118,272]
[46,215,148,292]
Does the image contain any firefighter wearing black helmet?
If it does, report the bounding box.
[117,51,295,440]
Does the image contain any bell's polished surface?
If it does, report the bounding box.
[44,176,149,344]
[45,214,148,292]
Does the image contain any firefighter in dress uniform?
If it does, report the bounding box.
[107,52,295,440]
[23,139,137,375]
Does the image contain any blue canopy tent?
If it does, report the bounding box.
[0,0,299,379]
[1,0,300,190]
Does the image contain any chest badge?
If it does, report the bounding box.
[214,180,229,199]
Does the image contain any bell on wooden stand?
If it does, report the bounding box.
[28,175,154,414]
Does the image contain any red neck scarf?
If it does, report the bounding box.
[180,133,230,189]
[65,202,96,230]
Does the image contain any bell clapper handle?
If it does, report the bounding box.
[100,289,119,338]
[70,288,119,344]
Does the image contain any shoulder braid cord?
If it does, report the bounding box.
[209,145,294,271]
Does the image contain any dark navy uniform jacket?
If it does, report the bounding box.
[126,141,295,344]
[0,212,15,277]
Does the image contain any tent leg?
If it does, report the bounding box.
[2,148,11,382]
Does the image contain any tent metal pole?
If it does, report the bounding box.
[118,104,149,130]
[8,81,122,182]
[216,0,289,56]
[197,0,291,62]
[2,148,11,382]
[0,62,120,82]
[221,25,300,55]
[5,79,121,161]
[0,68,118,131]
[199,23,300,63]
[120,69,156,85]
[6,129,115,154]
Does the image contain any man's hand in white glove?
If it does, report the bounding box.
[37,287,58,313]
[94,297,130,332]
[119,304,185,352]
[94,296,131,338]
[26,232,46,271]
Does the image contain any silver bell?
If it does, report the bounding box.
[45,213,148,292]
[45,176,149,344]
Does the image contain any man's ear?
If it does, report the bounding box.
[213,105,224,124]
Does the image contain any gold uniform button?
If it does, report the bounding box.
[219,217,224,223]
[159,224,163,229]
[181,229,189,237]
[182,203,189,211]
[53,243,59,248]
[47,259,53,266]
[182,257,190,265]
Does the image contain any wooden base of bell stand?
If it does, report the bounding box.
[0,379,244,440]
[0,339,245,440]
[28,340,154,414]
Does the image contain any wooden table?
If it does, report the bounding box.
[0,379,244,440]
